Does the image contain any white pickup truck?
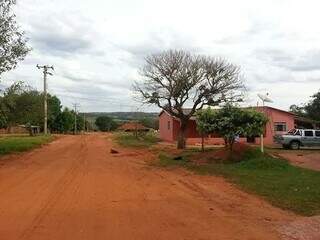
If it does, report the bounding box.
[274,129,320,149]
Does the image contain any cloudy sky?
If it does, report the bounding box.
[2,0,320,112]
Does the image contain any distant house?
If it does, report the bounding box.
[0,124,40,135]
[118,122,149,132]
[159,106,318,145]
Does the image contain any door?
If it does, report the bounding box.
[303,130,315,146]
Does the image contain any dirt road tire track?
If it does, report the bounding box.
[0,133,303,240]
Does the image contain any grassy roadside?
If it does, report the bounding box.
[114,132,159,148]
[156,148,320,216]
[0,135,54,155]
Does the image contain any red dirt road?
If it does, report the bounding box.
[276,151,320,171]
[0,134,299,239]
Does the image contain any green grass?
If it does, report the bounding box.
[157,148,320,216]
[114,132,159,148]
[0,135,54,155]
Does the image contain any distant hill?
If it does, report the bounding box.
[84,112,158,121]
[82,112,159,130]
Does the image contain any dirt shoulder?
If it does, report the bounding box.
[274,150,320,171]
[0,133,316,239]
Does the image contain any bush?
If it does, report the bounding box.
[114,132,159,148]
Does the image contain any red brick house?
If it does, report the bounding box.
[159,106,301,145]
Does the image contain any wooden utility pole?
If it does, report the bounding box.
[73,103,80,135]
[83,112,86,133]
[37,64,54,135]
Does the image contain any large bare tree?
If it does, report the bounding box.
[134,50,244,149]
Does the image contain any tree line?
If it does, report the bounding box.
[290,91,320,122]
[0,82,90,134]
[94,115,159,132]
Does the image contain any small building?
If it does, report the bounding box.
[118,122,149,132]
[0,125,41,135]
[159,106,315,145]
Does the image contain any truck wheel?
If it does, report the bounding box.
[282,144,289,149]
[290,141,300,150]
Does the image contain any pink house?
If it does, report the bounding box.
[159,106,297,145]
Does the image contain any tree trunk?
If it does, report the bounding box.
[201,134,204,152]
[224,137,228,148]
[177,120,187,149]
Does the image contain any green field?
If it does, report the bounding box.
[114,132,159,148]
[0,135,54,155]
[157,148,320,216]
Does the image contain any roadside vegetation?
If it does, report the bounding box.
[95,116,118,131]
[156,146,320,216]
[0,135,54,155]
[114,132,159,148]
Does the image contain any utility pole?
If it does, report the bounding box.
[37,64,54,135]
[83,112,86,133]
[73,103,80,135]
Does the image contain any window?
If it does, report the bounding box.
[295,130,302,136]
[304,130,314,137]
[315,131,320,137]
[167,121,171,130]
[274,122,287,132]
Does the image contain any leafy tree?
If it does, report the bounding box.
[0,82,62,133]
[54,108,73,133]
[0,0,30,76]
[0,82,33,127]
[290,91,320,122]
[134,50,244,149]
[304,91,320,121]
[196,107,215,152]
[47,95,62,131]
[196,105,268,151]
[95,116,118,132]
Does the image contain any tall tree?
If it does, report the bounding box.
[0,0,30,76]
[54,108,74,133]
[0,82,62,133]
[134,50,244,149]
[47,95,62,131]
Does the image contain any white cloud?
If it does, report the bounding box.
[1,0,320,112]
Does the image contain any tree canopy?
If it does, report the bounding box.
[0,82,63,128]
[196,105,268,150]
[135,50,244,149]
[95,116,118,132]
[290,90,320,122]
[0,0,30,76]
[0,82,78,134]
